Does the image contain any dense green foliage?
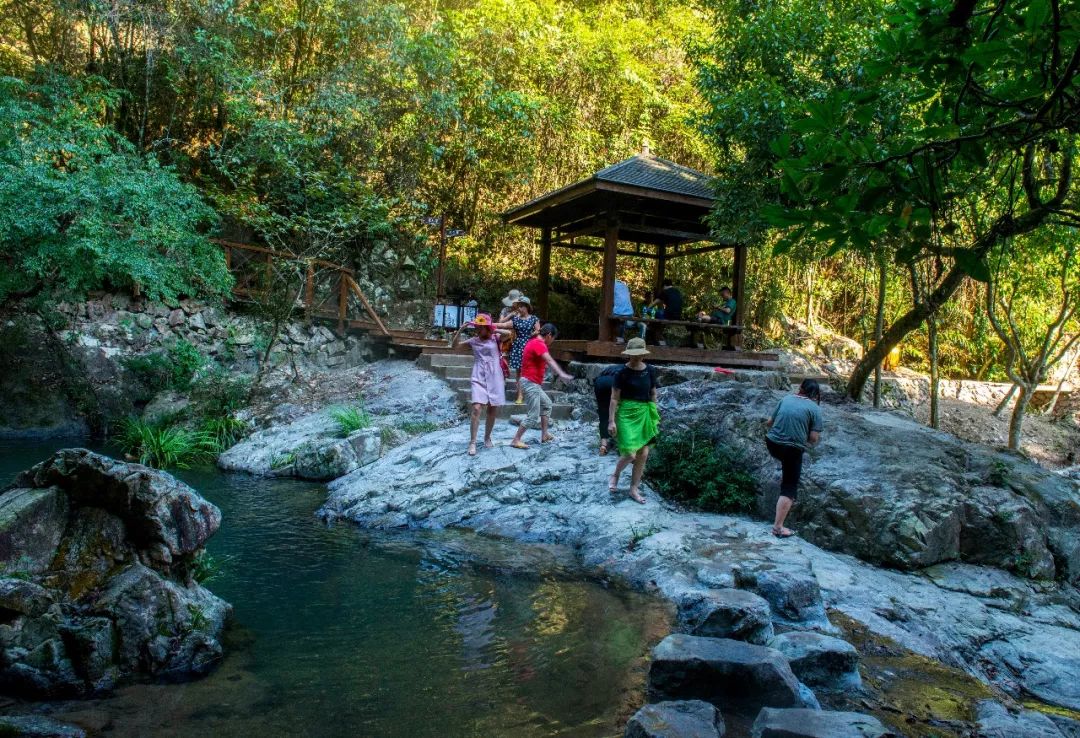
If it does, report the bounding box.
[1,0,1077,402]
[646,429,759,513]
[0,77,229,308]
[117,417,216,469]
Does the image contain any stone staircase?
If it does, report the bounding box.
[417,352,575,420]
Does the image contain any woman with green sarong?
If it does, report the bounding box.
[607,337,660,504]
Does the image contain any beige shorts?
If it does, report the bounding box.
[521,378,552,429]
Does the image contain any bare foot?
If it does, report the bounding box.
[772,527,796,538]
[629,488,646,505]
[467,443,477,456]
[541,434,556,443]
[608,474,618,493]
[483,438,495,449]
[599,441,609,456]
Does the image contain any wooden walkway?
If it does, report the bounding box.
[214,239,779,369]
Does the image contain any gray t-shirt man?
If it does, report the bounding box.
[766,395,824,450]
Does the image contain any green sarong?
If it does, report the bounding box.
[615,400,660,456]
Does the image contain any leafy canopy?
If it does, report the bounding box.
[0,75,230,307]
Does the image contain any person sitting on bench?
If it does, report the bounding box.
[693,287,737,349]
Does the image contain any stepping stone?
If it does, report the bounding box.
[624,700,725,738]
[768,632,860,691]
[751,708,893,737]
[676,588,774,644]
[735,565,828,626]
[647,634,810,715]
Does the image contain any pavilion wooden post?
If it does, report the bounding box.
[537,226,552,319]
[732,244,747,348]
[599,212,619,342]
[654,243,667,294]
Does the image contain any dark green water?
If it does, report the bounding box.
[0,441,671,737]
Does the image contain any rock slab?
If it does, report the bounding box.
[0,449,231,697]
[752,707,893,737]
[647,634,809,715]
[624,700,725,738]
[768,631,861,691]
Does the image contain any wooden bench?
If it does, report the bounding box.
[608,315,742,347]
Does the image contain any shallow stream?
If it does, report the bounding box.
[0,441,672,737]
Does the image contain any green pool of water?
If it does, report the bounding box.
[0,441,671,737]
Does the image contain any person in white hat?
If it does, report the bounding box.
[495,295,539,404]
[607,337,660,504]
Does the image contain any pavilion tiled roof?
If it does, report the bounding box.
[594,153,716,201]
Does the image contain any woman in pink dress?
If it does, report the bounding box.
[451,313,509,455]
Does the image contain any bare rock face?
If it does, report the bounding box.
[0,449,230,697]
[751,707,894,738]
[646,635,812,715]
[658,381,1080,583]
[624,700,725,738]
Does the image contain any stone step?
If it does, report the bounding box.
[453,386,567,404]
[443,376,558,395]
[427,354,474,369]
[495,404,575,421]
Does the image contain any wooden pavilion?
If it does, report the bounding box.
[502,149,775,368]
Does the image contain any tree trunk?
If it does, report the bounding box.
[1045,349,1078,416]
[928,313,940,428]
[993,383,1019,417]
[845,200,1060,401]
[848,259,967,399]
[1008,384,1032,450]
[872,260,887,408]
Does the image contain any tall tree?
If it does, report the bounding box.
[743,0,1079,399]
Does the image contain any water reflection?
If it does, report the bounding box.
[0,442,672,737]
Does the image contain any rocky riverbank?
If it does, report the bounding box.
[292,364,1080,735]
[0,450,230,699]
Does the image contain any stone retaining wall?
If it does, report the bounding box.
[54,294,373,372]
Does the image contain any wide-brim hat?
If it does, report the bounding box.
[467,313,494,328]
[513,295,531,307]
[622,337,650,356]
[502,289,523,307]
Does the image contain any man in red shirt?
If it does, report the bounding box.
[510,323,573,449]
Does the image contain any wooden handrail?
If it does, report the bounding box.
[345,274,390,336]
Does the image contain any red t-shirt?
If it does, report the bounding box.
[520,336,548,385]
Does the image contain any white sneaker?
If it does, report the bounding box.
[658,341,667,346]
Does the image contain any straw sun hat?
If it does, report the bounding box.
[502,289,523,307]
[621,337,650,356]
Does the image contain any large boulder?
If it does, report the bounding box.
[647,634,810,715]
[657,381,1080,582]
[15,449,220,568]
[734,564,828,627]
[768,632,860,691]
[0,487,68,574]
[675,588,774,644]
[751,708,893,738]
[0,450,230,697]
[625,700,725,738]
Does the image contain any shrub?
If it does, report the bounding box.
[200,416,249,451]
[329,405,371,436]
[191,367,251,413]
[646,429,758,513]
[116,417,214,469]
[168,339,205,391]
[122,351,173,393]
